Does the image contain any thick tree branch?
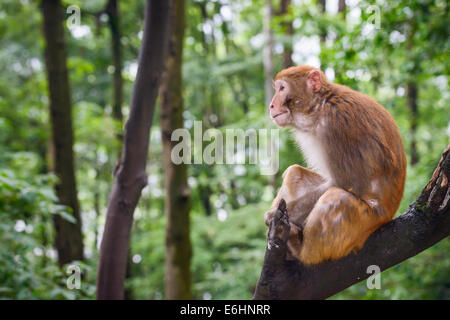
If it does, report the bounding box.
[254,145,450,300]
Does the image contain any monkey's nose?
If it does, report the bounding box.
[270,104,274,109]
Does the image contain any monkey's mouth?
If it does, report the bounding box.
[272,111,288,119]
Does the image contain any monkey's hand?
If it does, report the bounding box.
[254,199,299,299]
[265,198,310,227]
[265,198,293,226]
[265,200,305,261]
[264,207,278,227]
[267,199,290,248]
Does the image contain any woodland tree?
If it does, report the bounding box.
[97,0,172,299]
[159,0,192,300]
[41,0,84,267]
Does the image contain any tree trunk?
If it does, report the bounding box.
[263,0,279,195]
[278,0,293,68]
[198,183,213,216]
[318,0,326,40]
[41,0,84,267]
[338,0,346,16]
[254,145,450,300]
[159,0,192,300]
[105,0,136,300]
[318,0,327,70]
[96,0,172,300]
[407,82,419,165]
[263,0,274,108]
[106,0,124,142]
[93,175,100,254]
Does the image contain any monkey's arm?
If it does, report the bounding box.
[265,164,327,227]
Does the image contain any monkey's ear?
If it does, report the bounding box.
[307,70,322,92]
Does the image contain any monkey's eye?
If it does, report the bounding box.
[279,85,284,91]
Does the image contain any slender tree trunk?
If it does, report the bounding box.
[226,76,249,113]
[407,82,419,165]
[405,16,420,166]
[41,0,84,267]
[229,179,240,210]
[106,0,124,141]
[96,0,171,300]
[105,0,136,300]
[318,0,326,39]
[263,0,274,108]
[198,184,213,216]
[93,189,100,250]
[159,0,192,300]
[318,0,327,70]
[93,166,101,254]
[278,0,293,68]
[338,0,346,16]
[263,0,279,194]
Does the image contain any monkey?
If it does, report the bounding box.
[264,65,406,265]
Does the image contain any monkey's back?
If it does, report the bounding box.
[322,83,407,218]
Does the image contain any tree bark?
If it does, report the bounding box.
[106,0,124,142]
[278,0,294,68]
[407,82,419,165]
[318,0,327,70]
[41,0,84,267]
[198,183,213,216]
[263,0,274,108]
[159,0,192,300]
[96,0,172,300]
[318,0,326,41]
[105,0,135,300]
[254,145,450,300]
[263,0,279,195]
[338,0,346,16]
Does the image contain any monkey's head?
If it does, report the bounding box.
[269,66,328,127]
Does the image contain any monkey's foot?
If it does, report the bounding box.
[286,223,304,261]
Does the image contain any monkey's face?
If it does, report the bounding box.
[269,79,292,127]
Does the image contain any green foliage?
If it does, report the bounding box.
[190,203,267,299]
[333,239,450,300]
[0,169,95,299]
[128,202,267,300]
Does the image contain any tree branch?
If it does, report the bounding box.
[254,144,450,300]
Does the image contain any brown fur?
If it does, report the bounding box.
[266,66,406,265]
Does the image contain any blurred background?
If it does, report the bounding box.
[0,0,449,299]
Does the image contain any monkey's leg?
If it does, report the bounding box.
[294,187,388,265]
[265,164,327,226]
[285,223,303,260]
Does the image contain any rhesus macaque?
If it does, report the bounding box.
[265,66,406,265]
